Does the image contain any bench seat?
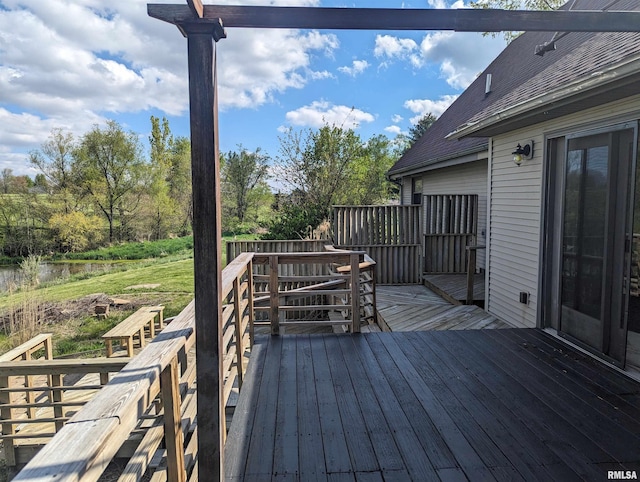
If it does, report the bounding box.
[102,306,164,357]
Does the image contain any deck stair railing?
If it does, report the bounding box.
[0,356,131,467]
[12,249,371,480]
[12,252,255,482]
[324,245,377,326]
[252,251,363,334]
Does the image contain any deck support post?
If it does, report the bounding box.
[350,253,361,333]
[270,255,280,335]
[182,19,226,482]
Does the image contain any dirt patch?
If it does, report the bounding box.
[0,293,140,330]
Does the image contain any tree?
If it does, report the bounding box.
[267,124,397,239]
[0,169,14,194]
[407,113,437,147]
[29,128,79,212]
[470,0,561,42]
[348,134,399,204]
[147,116,176,240]
[73,121,146,243]
[221,146,270,225]
[167,137,193,236]
[49,211,103,252]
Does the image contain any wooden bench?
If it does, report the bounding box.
[102,306,164,357]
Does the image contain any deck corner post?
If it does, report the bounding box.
[185,25,225,482]
[350,252,361,333]
[270,255,280,335]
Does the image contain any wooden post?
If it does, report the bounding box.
[23,350,36,419]
[184,22,225,482]
[270,255,280,335]
[247,259,255,347]
[466,246,477,305]
[0,375,16,466]
[161,357,186,482]
[350,253,361,333]
[233,277,244,390]
[45,336,54,403]
[51,373,65,432]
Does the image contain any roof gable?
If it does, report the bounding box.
[389,0,640,176]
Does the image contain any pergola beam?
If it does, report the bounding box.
[148,5,640,32]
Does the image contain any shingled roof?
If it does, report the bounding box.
[389,0,640,177]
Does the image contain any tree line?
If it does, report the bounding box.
[0,113,434,257]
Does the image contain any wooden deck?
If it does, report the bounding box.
[423,273,485,305]
[376,284,510,331]
[224,329,640,481]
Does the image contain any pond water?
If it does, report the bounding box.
[0,262,117,293]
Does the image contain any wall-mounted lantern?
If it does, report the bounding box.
[512,141,534,166]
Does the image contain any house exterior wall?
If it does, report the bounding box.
[487,93,640,329]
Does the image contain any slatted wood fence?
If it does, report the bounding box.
[423,194,478,273]
[332,205,421,284]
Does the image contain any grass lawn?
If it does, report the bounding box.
[0,233,258,356]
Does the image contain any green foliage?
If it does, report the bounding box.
[469,0,562,42]
[221,145,270,225]
[263,203,327,240]
[59,235,194,261]
[407,113,437,148]
[19,254,42,288]
[49,211,104,252]
[142,116,193,240]
[73,120,147,243]
[266,124,399,238]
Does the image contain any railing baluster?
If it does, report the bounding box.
[270,255,280,335]
[162,356,187,482]
[0,375,16,466]
[233,277,244,390]
[350,252,361,333]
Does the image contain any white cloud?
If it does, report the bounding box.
[338,60,370,77]
[420,31,504,89]
[385,125,402,135]
[0,0,339,158]
[284,101,375,129]
[391,114,404,123]
[404,95,458,123]
[374,35,420,65]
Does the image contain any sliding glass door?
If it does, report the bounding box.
[547,124,636,365]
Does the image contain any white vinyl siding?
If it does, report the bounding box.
[487,93,640,328]
[401,177,413,205]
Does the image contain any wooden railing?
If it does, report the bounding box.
[252,251,363,333]
[0,358,130,467]
[13,253,256,482]
[0,334,54,422]
[12,249,368,481]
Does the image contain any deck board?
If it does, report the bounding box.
[375,285,511,332]
[422,273,485,304]
[224,330,640,480]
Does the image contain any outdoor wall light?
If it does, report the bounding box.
[512,141,534,166]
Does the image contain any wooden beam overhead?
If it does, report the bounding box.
[148,5,640,33]
[187,0,204,18]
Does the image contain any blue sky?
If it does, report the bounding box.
[0,0,507,179]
